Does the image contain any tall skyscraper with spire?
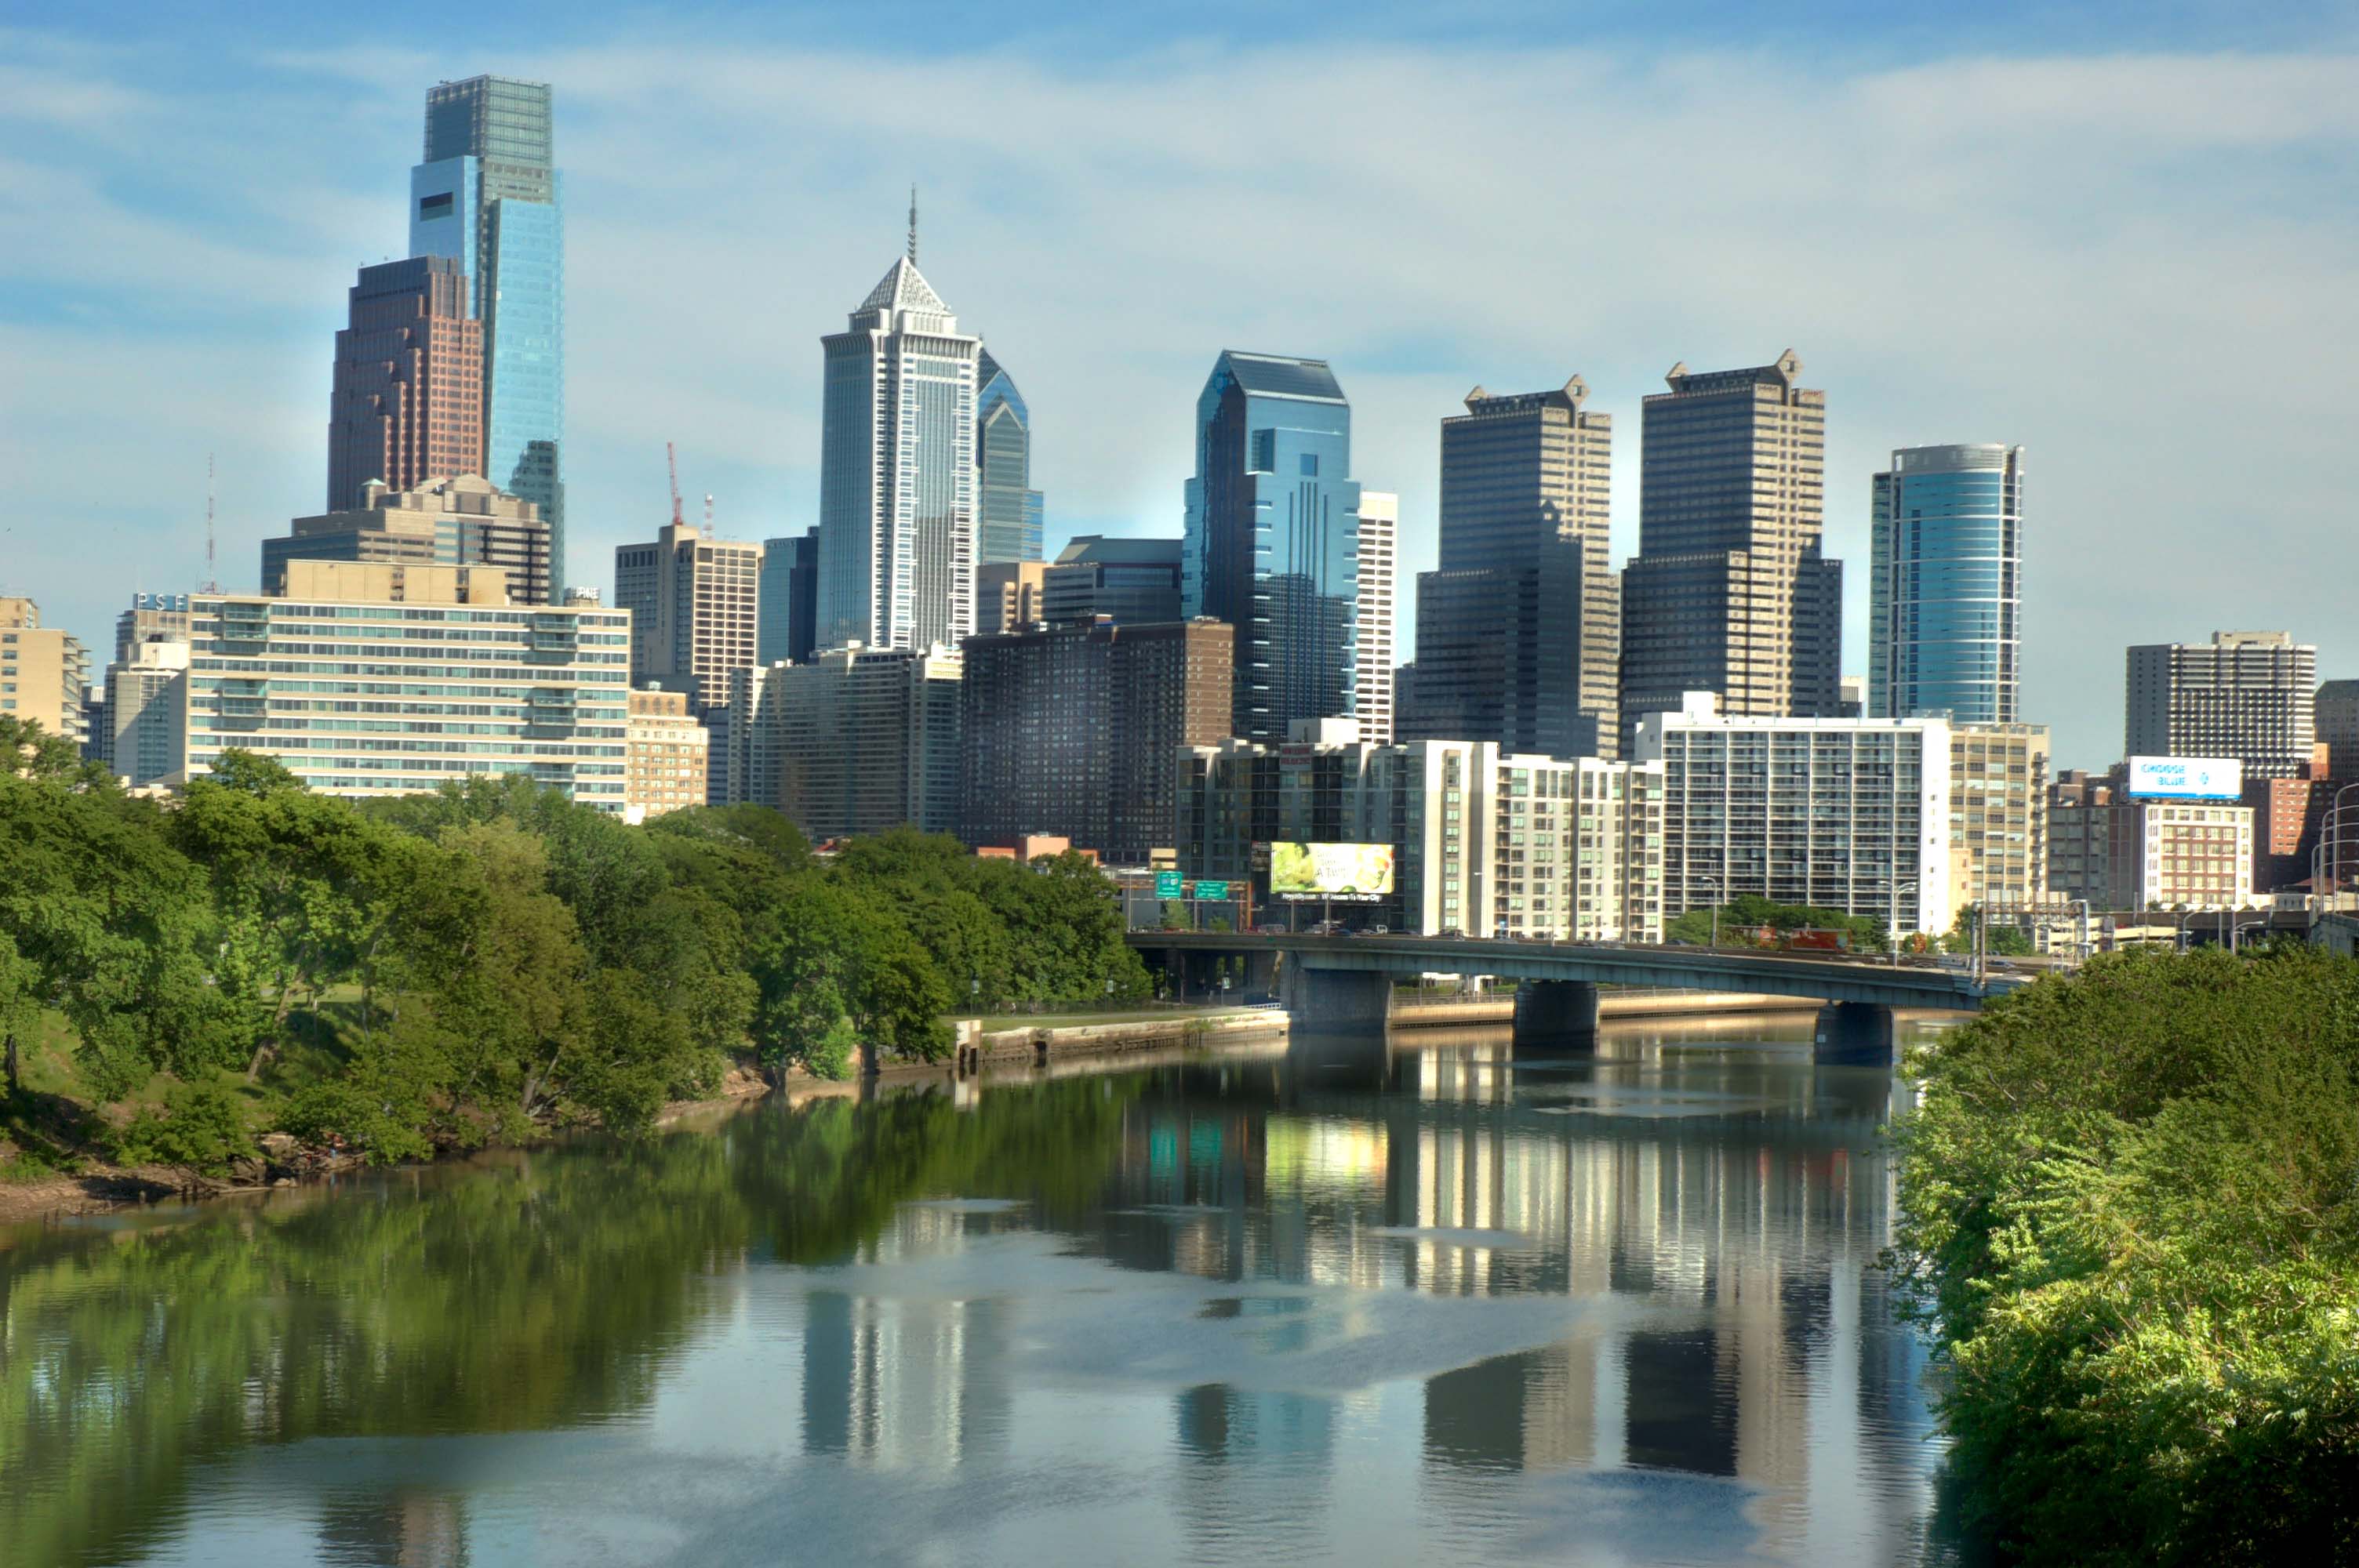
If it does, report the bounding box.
[975,348,1044,565]
[409,74,566,586]
[815,227,982,652]
[1181,350,1361,741]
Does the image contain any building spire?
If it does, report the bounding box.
[907,184,918,263]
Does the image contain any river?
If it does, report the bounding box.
[1,1016,1966,1567]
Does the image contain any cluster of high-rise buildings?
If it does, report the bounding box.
[11,71,2354,945]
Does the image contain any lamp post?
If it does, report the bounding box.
[1697,873,1721,948]
[1889,878,1919,966]
[2230,915,2269,953]
[2323,783,2359,907]
[2071,898,2091,967]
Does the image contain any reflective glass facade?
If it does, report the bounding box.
[975,348,1043,565]
[1868,444,2022,724]
[409,77,566,587]
[816,260,980,652]
[1181,351,1361,742]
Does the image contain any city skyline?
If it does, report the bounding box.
[5,9,2357,771]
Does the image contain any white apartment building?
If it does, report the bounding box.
[1351,490,1397,743]
[183,562,631,808]
[1634,693,1956,936]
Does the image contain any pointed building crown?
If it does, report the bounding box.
[857,256,949,317]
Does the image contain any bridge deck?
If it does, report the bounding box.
[1129,931,2023,1011]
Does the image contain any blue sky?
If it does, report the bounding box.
[5,2,2358,766]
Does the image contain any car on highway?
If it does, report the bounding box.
[1365,925,1390,936]
[1438,926,1464,939]
[1254,923,1287,935]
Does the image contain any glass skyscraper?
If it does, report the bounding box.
[409,75,566,588]
[1868,444,2023,724]
[975,348,1043,565]
[816,257,981,652]
[1181,350,1361,742]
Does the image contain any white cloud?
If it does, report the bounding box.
[4,31,2356,767]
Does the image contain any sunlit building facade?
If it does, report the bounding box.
[1868,444,2023,724]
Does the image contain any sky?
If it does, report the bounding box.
[3,2,2357,768]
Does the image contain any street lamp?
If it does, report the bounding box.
[1889,879,1919,966]
[2230,915,2269,953]
[1697,873,1721,948]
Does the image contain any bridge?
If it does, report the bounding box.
[1128,931,2030,1063]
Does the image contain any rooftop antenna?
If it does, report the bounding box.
[665,441,684,528]
[703,493,714,527]
[907,184,918,264]
[202,452,220,593]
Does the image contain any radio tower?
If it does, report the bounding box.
[666,441,685,528]
[202,452,220,593]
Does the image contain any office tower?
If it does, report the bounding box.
[976,561,1049,633]
[325,256,483,513]
[1405,379,1616,757]
[266,476,553,604]
[184,563,627,806]
[1351,493,1397,744]
[103,636,190,787]
[1042,537,1185,626]
[976,348,1043,565]
[2317,679,2359,777]
[1949,723,2049,913]
[409,75,565,583]
[1868,445,2024,723]
[623,687,709,823]
[1633,695,1954,935]
[612,521,763,707]
[2125,631,2317,779]
[115,594,192,665]
[816,254,981,652]
[757,528,821,666]
[1182,350,1361,741]
[0,597,90,750]
[961,618,1232,864]
[725,647,963,840]
[1619,353,1838,748]
[1174,724,1665,940]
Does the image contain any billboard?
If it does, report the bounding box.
[1270,841,1394,901]
[2125,755,2244,802]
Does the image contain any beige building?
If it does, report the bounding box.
[0,596,91,750]
[266,475,553,606]
[612,521,763,707]
[1950,724,2049,913]
[1620,354,1840,746]
[623,686,709,823]
[976,559,1048,633]
[184,562,630,808]
[104,635,190,788]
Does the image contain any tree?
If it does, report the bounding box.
[1941,904,2033,956]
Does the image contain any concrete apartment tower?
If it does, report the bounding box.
[2125,631,2317,779]
[1182,350,1361,742]
[1869,444,2024,723]
[409,75,566,585]
[975,347,1043,566]
[1404,379,1618,758]
[1351,492,1398,745]
[0,597,91,751]
[326,256,483,513]
[816,250,981,652]
[1619,353,1839,749]
[613,522,765,710]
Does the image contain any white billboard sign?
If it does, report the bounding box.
[2125,755,2243,801]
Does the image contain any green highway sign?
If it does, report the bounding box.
[1154,871,1183,898]
[1194,880,1230,900]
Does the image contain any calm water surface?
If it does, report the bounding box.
[2,1018,1962,1567]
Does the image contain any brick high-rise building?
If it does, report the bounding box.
[1619,353,1839,748]
[326,256,483,514]
[2125,631,2317,779]
[960,618,1232,864]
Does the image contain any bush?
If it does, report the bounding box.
[114,1082,258,1177]
[1891,946,2359,1563]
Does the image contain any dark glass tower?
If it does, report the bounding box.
[976,349,1043,566]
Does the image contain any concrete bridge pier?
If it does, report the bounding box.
[1814,1002,1897,1065]
[1279,965,1394,1029]
[1512,980,1600,1054]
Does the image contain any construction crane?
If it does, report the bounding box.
[666,441,685,528]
